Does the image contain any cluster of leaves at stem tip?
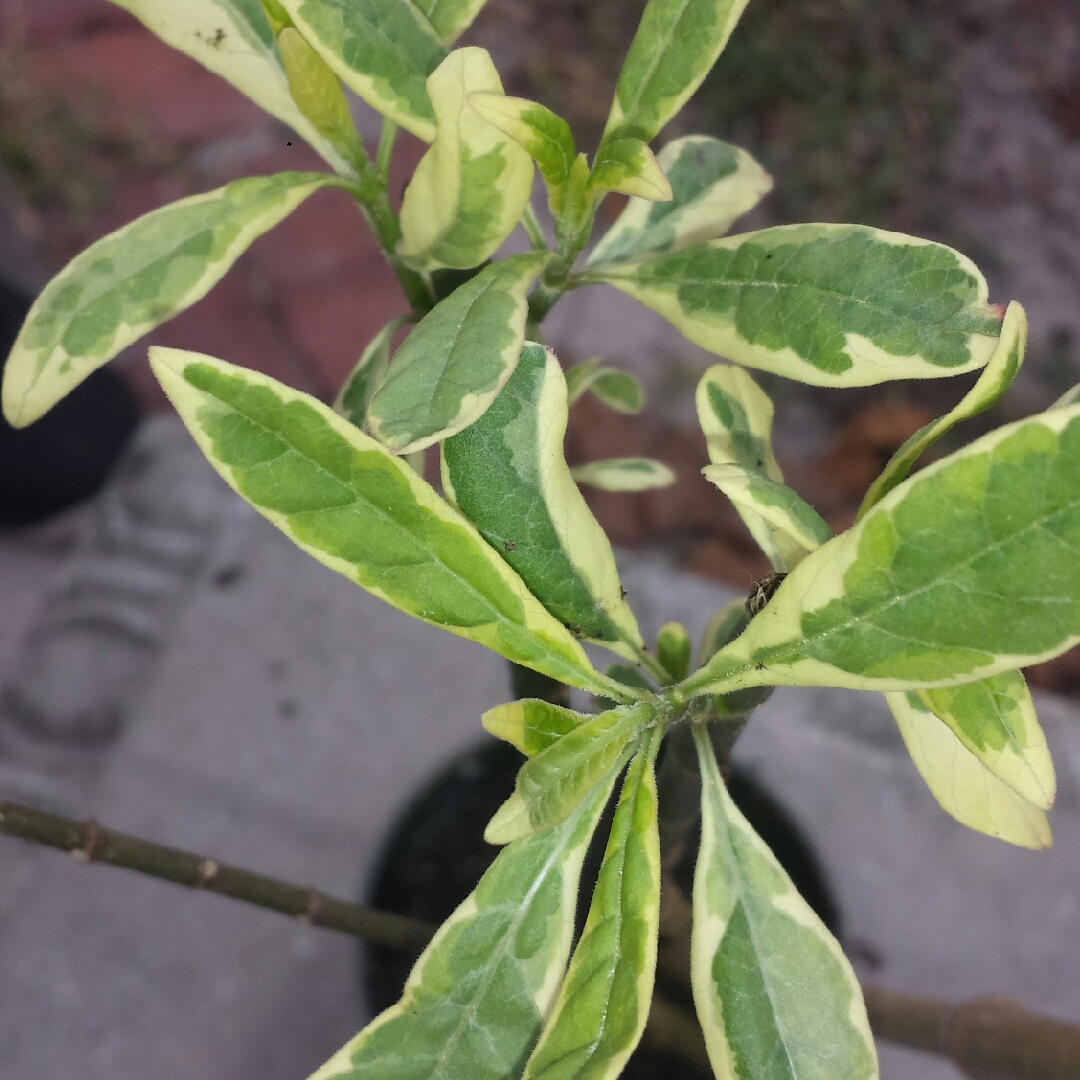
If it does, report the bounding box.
[5,0,1080,1078]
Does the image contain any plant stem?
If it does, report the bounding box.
[375,118,398,182]
[520,203,548,252]
[0,800,433,953]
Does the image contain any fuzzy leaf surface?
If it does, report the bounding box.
[413,0,488,43]
[279,0,446,140]
[3,173,333,427]
[399,49,534,271]
[485,703,654,845]
[150,348,616,696]
[522,727,663,1080]
[589,136,772,266]
[691,724,878,1080]
[483,699,587,757]
[368,253,546,453]
[587,138,672,201]
[685,405,1080,696]
[589,224,1003,388]
[570,458,676,492]
[308,772,620,1080]
[604,0,752,144]
[333,317,407,429]
[858,301,1027,519]
[108,0,349,171]
[442,343,642,654]
[918,671,1055,810]
[886,692,1051,849]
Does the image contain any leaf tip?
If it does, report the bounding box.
[484,791,531,845]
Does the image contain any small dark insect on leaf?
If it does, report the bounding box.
[746,570,786,617]
[503,540,516,552]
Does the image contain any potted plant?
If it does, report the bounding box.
[4,1,1079,1078]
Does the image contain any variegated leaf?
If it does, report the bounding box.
[399,48,535,271]
[412,0,488,44]
[367,253,547,453]
[442,343,643,656]
[587,137,672,201]
[657,621,691,681]
[603,0,752,144]
[858,300,1027,518]
[703,464,832,572]
[565,358,645,413]
[307,770,620,1080]
[683,404,1080,697]
[695,363,781,478]
[588,136,772,267]
[570,457,676,492]
[482,698,587,757]
[586,224,1004,388]
[332,316,407,429]
[691,724,878,1080]
[3,173,335,427]
[279,0,446,141]
[485,703,654,845]
[886,692,1051,850]
[521,726,663,1080]
[108,0,350,172]
[468,95,576,215]
[150,348,625,698]
[918,671,1055,810]
[1051,381,1080,410]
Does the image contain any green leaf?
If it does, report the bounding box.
[399,48,535,271]
[442,342,643,656]
[570,457,676,492]
[332,317,407,429]
[109,0,350,172]
[307,770,620,1080]
[279,0,447,141]
[657,621,691,681]
[691,723,878,1080]
[149,347,622,698]
[885,692,1051,850]
[2,172,335,428]
[586,224,1004,388]
[588,136,772,267]
[588,137,672,202]
[603,0,752,144]
[697,599,748,668]
[684,403,1080,697]
[486,702,654,845]
[918,671,1055,810]
[1051,381,1080,410]
[696,363,781,478]
[703,464,832,572]
[521,726,663,1080]
[367,253,547,454]
[413,0,488,44]
[565,359,645,414]
[277,26,363,159]
[483,698,587,757]
[467,95,576,216]
[260,0,293,35]
[858,300,1027,520]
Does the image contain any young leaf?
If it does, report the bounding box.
[467,95,576,215]
[522,726,663,1080]
[858,300,1028,519]
[278,0,446,141]
[657,621,691,681]
[307,769,620,1080]
[683,403,1080,697]
[696,363,781,478]
[586,224,1004,388]
[602,0,752,144]
[885,692,1051,850]
[276,26,363,160]
[483,698,587,757]
[570,458,676,492]
[691,724,878,1080]
[486,703,654,845]
[149,348,622,698]
[588,136,772,267]
[565,359,645,413]
[703,464,832,572]
[367,253,547,453]
[261,0,292,35]
[587,137,672,202]
[332,316,407,429]
[399,48,535,271]
[413,0,488,44]
[109,0,350,172]
[918,671,1055,810]
[3,172,336,428]
[442,343,644,657]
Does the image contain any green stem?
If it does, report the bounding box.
[375,118,398,181]
[521,203,548,252]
